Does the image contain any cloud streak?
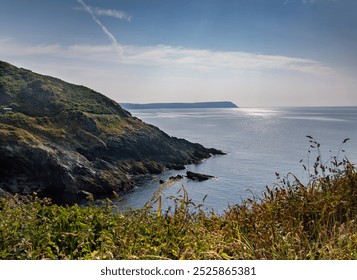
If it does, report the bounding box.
[0,39,332,76]
[121,45,332,75]
[92,7,131,21]
[76,5,132,21]
[76,0,123,55]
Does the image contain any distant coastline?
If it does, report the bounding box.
[121,101,238,110]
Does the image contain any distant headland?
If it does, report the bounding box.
[121,101,238,110]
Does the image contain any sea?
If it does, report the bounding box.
[116,107,357,214]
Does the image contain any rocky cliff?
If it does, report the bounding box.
[0,61,224,203]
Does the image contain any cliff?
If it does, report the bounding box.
[0,61,224,203]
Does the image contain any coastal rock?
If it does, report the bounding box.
[169,175,183,180]
[0,141,133,204]
[166,163,186,170]
[207,148,226,155]
[186,171,215,182]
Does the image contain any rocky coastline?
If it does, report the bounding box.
[0,61,225,204]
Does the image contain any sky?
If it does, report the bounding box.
[1,0,357,107]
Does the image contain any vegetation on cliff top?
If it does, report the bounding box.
[0,60,132,143]
[0,61,129,117]
[1,150,356,260]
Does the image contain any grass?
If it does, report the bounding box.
[0,141,356,260]
[1,60,130,118]
[0,123,41,145]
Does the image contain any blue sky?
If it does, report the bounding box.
[1,0,357,106]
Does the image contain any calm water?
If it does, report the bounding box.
[117,107,357,213]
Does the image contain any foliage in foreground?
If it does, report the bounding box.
[0,151,357,259]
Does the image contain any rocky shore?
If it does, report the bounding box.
[0,61,224,204]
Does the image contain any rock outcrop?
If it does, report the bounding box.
[0,61,224,203]
[186,171,215,181]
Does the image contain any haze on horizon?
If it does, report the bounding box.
[1,0,357,107]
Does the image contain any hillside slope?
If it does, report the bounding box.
[0,61,223,203]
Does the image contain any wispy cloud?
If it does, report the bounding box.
[76,5,131,21]
[0,39,332,76]
[92,7,131,21]
[121,45,332,75]
[76,0,123,55]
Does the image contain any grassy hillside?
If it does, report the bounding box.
[0,60,134,149]
[1,155,356,260]
[0,60,133,146]
[0,61,129,117]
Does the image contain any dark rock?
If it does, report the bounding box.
[169,175,183,180]
[186,171,215,182]
[125,161,164,175]
[143,161,164,174]
[166,163,186,170]
[159,180,165,184]
[0,141,134,204]
[207,148,226,155]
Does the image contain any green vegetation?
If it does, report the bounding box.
[0,60,134,145]
[1,146,356,260]
[0,61,135,146]
[0,61,129,117]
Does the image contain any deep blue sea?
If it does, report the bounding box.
[116,107,357,213]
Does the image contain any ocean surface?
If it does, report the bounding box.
[116,107,357,213]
